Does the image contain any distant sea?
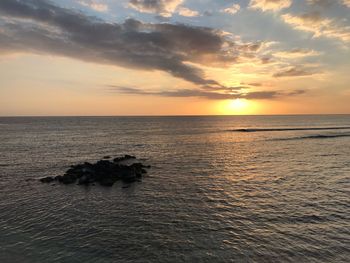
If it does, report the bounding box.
[0,115,349,262]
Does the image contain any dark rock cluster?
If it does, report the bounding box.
[40,155,150,187]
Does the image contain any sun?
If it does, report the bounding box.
[216,98,258,115]
[227,98,250,114]
[229,98,248,111]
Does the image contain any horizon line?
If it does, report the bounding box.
[1,113,350,118]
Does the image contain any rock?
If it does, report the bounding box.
[39,155,150,187]
[78,175,89,185]
[40,176,55,183]
[121,176,137,183]
[99,177,117,187]
[60,174,77,184]
[54,175,62,181]
[120,168,137,183]
[113,154,136,163]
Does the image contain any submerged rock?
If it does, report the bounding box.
[39,155,150,187]
[113,155,136,163]
[40,176,55,183]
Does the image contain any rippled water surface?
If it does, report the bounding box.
[0,115,349,262]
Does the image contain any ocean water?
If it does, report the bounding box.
[0,115,349,263]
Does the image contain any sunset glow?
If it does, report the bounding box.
[229,99,249,112]
[0,0,349,116]
[0,1,349,261]
[225,99,250,115]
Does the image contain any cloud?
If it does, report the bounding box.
[274,48,321,58]
[281,12,350,42]
[78,0,108,12]
[244,89,305,99]
[343,0,350,7]
[273,66,319,77]
[128,0,183,17]
[260,57,273,64]
[200,85,248,92]
[241,82,263,87]
[177,7,199,17]
[306,0,332,7]
[128,0,199,17]
[222,4,241,15]
[0,0,266,87]
[109,85,305,100]
[249,0,292,12]
[0,0,307,102]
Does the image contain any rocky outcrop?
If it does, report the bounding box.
[39,155,150,187]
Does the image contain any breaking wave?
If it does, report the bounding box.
[272,133,350,141]
[230,127,350,132]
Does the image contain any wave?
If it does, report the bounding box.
[230,127,350,132]
[272,133,350,141]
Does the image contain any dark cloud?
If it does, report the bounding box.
[246,89,306,99]
[242,82,263,87]
[108,85,305,100]
[273,67,319,77]
[200,85,249,92]
[0,0,261,87]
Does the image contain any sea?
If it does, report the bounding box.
[0,115,349,263]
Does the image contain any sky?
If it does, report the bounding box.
[0,0,349,116]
